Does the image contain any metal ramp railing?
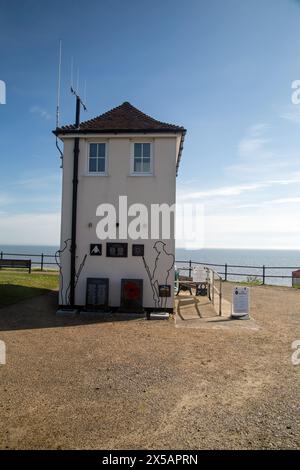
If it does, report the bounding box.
[176,266,223,316]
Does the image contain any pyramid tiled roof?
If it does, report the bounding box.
[55,101,186,134]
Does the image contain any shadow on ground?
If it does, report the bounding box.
[0,291,146,331]
[0,284,52,309]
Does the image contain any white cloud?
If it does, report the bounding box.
[238,137,268,157]
[178,182,264,201]
[280,105,300,125]
[176,118,300,250]
[177,175,300,202]
[237,122,270,157]
[203,211,300,249]
[225,120,300,181]
[0,213,60,245]
[0,193,14,206]
[248,123,269,136]
[30,105,52,120]
[176,210,300,250]
[0,172,62,211]
[7,173,60,189]
[234,196,300,209]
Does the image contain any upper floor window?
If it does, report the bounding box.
[133,143,152,174]
[88,143,106,174]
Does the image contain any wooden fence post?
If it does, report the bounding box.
[262,265,266,285]
[224,263,228,282]
[189,260,192,278]
[41,253,44,271]
[219,277,222,316]
[212,271,215,305]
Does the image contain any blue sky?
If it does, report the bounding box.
[1,0,300,248]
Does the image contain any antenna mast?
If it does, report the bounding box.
[56,39,62,128]
[71,81,87,125]
[55,40,63,165]
[69,66,87,307]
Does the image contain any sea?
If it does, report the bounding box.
[1,245,300,287]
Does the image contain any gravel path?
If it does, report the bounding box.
[0,284,299,449]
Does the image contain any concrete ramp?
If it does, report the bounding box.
[175,293,258,331]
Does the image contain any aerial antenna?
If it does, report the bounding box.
[55,39,63,166]
[70,56,74,89]
[76,67,79,95]
[70,56,87,120]
[70,63,87,127]
[56,39,62,129]
[83,79,87,104]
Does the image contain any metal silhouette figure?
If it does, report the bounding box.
[142,241,175,309]
[55,239,87,305]
[55,238,71,305]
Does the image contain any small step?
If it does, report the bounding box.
[80,310,112,318]
[148,312,170,320]
[56,308,78,317]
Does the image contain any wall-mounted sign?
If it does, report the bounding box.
[90,244,102,256]
[86,278,109,309]
[106,243,128,258]
[159,285,171,297]
[120,279,143,312]
[232,286,250,318]
[193,266,207,283]
[132,244,144,256]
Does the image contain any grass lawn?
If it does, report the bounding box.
[0,270,59,307]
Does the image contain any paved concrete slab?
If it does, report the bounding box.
[175,293,258,330]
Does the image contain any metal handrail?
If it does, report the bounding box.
[177,266,223,316]
[206,268,223,316]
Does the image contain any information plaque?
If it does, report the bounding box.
[90,244,102,256]
[132,244,144,256]
[232,286,250,318]
[158,285,171,297]
[86,278,109,309]
[106,243,128,258]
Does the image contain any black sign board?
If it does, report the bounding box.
[159,285,171,297]
[90,244,102,256]
[86,278,109,309]
[106,243,128,258]
[132,244,144,256]
[120,279,143,312]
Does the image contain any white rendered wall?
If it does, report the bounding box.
[58,133,181,309]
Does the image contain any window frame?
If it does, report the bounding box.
[87,142,108,176]
[130,141,153,176]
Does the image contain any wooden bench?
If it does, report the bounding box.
[0,259,31,273]
[176,275,193,295]
[176,275,208,296]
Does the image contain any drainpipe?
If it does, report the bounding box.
[70,96,81,307]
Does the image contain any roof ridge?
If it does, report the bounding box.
[121,102,180,128]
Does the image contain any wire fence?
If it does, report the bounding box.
[0,251,58,271]
[0,251,299,286]
[175,260,300,287]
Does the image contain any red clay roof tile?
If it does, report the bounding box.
[55,101,186,134]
